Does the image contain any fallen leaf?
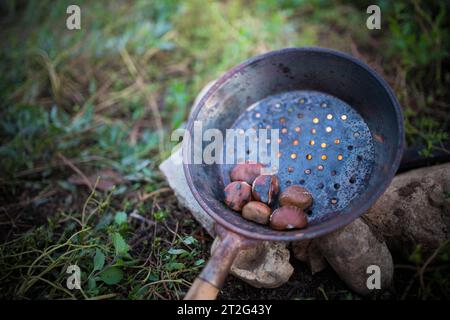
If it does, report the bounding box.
[68,169,126,191]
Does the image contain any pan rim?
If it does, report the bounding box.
[182,47,405,241]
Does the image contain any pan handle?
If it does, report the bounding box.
[184,225,258,300]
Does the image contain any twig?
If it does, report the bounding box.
[87,293,118,300]
[129,210,156,226]
[138,187,172,202]
[81,178,100,226]
[170,221,179,246]
[418,237,450,290]
[57,153,93,191]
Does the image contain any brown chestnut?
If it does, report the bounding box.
[242,201,272,225]
[279,185,313,209]
[252,175,279,205]
[224,181,252,211]
[230,162,264,184]
[269,206,308,230]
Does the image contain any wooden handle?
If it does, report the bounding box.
[184,226,258,300]
[184,278,220,300]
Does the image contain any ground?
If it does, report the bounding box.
[0,0,449,300]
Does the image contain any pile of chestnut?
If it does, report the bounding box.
[224,162,312,230]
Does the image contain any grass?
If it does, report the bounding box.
[383,1,450,155]
[0,0,449,299]
[0,187,207,299]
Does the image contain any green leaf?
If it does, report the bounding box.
[114,211,128,225]
[88,277,97,290]
[112,232,129,256]
[167,248,187,255]
[182,236,197,245]
[164,262,185,271]
[99,267,123,285]
[93,249,105,272]
[153,210,166,221]
[194,259,205,266]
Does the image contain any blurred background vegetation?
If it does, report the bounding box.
[0,0,448,299]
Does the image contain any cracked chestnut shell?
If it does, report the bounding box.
[230,162,264,184]
[251,175,279,205]
[269,206,308,230]
[279,185,313,209]
[224,181,252,211]
[242,201,272,225]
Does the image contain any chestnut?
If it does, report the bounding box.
[252,175,279,205]
[279,185,313,209]
[242,201,272,225]
[230,162,264,184]
[224,181,252,211]
[269,206,308,230]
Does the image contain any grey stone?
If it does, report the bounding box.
[363,162,450,258]
[212,238,294,288]
[292,240,327,274]
[292,239,311,263]
[159,148,216,236]
[315,218,394,296]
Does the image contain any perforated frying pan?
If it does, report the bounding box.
[183,48,404,299]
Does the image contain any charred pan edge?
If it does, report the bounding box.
[182,47,405,241]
